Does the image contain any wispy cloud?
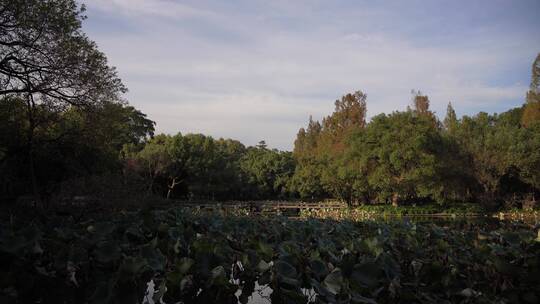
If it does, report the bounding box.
[82,0,540,150]
[88,0,215,19]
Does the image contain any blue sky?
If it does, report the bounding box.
[83,0,540,150]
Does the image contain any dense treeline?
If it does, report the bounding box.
[293,91,540,208]
[1,0,539,209]
[0,96,296,202]
[0,97,155,201]
[3,81,539,207]
[291,54,540,207]
[123,136,295,200]
[1,0,132,205]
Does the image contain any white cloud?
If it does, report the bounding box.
[82,1,540,150]
[87,0,214,19]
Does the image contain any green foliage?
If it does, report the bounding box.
[0,209,538,303]
[1,0,539,213]
[0,97,155,200]
[443,102,458,134]
[522,99,540,127]
[531,53,540,91]
[125,133,295,200]
[449,109,540,205]
[522,53,540,127]
[0,0,126,102]
[292,91,368,204]
[292,82,540,208]
[349,111,445,205]
[0,0,135,203]
[292,116,325,199]
[240,146,296,199]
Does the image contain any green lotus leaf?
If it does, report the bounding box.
[493,257,521,277]
[140,244,165,272]
[258,270,272,285]
[352,293,378,304]
[310,278,330,299]
[256,241,273,260]
[90,281,113,304]
[173,238,182,254]
[158,222,169,235]
[279,241,300,257]
[522,291,538,304]
[94,241,121,264]
[239,292,250,304]
[118,256,147,280]
[310,259,328,280]
[274,260,297,278]
[0,235,31,255]
[351,262,380,289]
[153,280,167,303]
[88,223,115,238]
[501,231,521,246]
[279,287,307,302]
[257,260,271,273]
[323,269,343,295]
[378,253,400,280]
[124,226,144,243]
[177,257,194,274]
[180,275,193,291]
[210,265,228,286]
[280,276,301,288]
[421,261,445,283]
[363,237,383,257]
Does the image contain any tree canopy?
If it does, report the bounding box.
[0,2,538,210]
[0,0,125,104]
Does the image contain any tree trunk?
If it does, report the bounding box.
[392,193,399,207]
[166,177,181,199]
[25,93,41,209]
[147,176,155,196]
[28,145,40,206]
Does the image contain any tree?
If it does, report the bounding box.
[412,90,430,115]
[240,146,295,199]
[522,102,540,128]
[514,123,540,202]
[453,112,519,205]
[132,135,173,196]
[292,91,367,204]
[213,138,247,199]
[0,96,28,197]
[0,0,125,100]
[181,134,220,199]
[444,102,458,134]
[530,53,540,90]
[319,91,368,205]
[0,94,155,203]
[0,0,126,202]
[292,116,324,199]
[352,112,445,206]
[256,140,267,149]
[324,91,367,135]
[522,53,540,127]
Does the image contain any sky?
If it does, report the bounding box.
[82,0,540,150]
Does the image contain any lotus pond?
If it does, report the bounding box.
[0,208,539,304]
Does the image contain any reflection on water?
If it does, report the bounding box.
[143,280,319,304]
